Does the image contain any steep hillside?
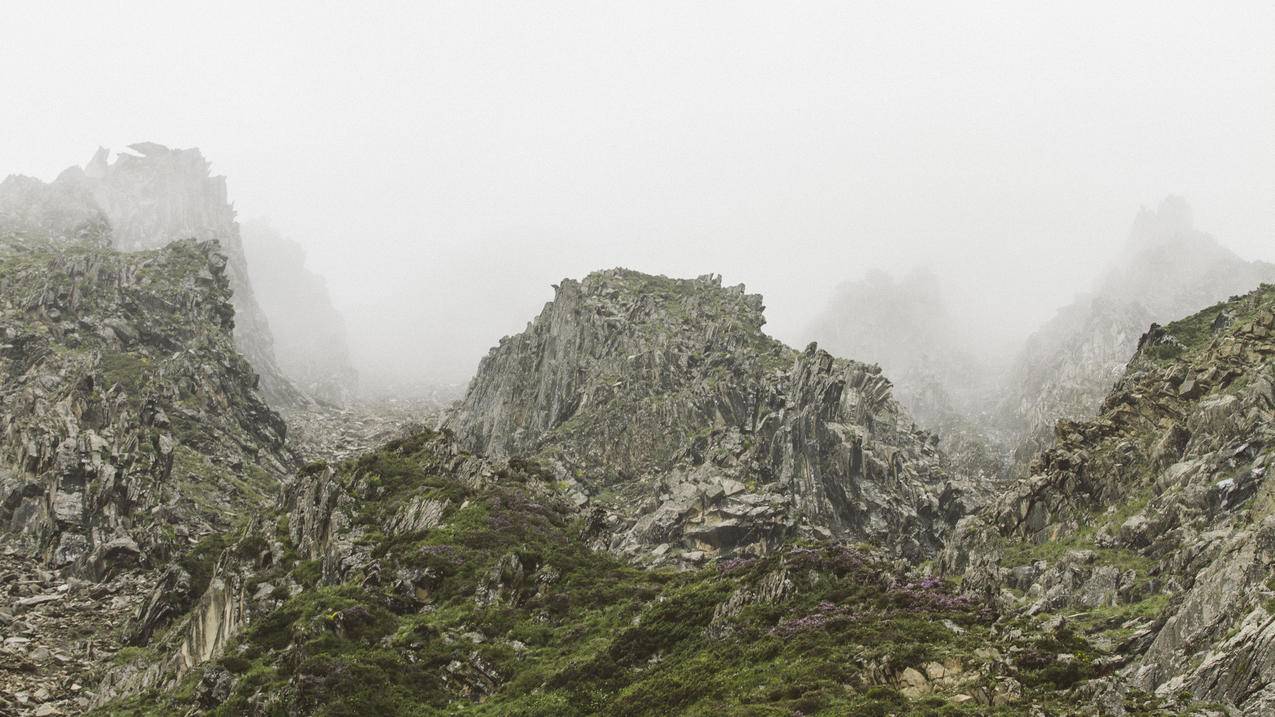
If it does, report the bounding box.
[90,428,1185,717]
[4,144,311,407]
[0,231,294,572]
[1000,197,1275,465]
[0,220,296,714]
[946,283,1275,713]
[449,269,988,565]
[80,143,310,407]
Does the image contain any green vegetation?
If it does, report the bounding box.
[1143,284,1274,363]
[95,428,1126,717]
[98,351,152,397]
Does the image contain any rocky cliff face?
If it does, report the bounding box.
[65,268,1266,716]
[999,197,1275,466]
[448,269,982,564]
[240,220,359,406]
[0,225,294,576]
[20,143,310,408]
[945,283,1275,713]
[0,206,299,713]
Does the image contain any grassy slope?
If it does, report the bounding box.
[95,429,1152,717]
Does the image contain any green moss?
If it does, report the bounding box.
[111,645,158,666]
[98,351,152,397]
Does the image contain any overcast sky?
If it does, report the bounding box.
[2,1,1273,384]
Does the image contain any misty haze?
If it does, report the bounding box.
[1,3,1273,716]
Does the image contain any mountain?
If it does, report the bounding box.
[0,210,298,712]
[447,269,987,564]
[0,189,295,571]
[2,143,313,408]
[88,433,1163,716]
[58,269,1264,716]
[240,220,359,406]
[11,158,1273,715]
[946,283,1275,712]
[999,197,1275,464]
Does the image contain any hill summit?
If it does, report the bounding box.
[449,268,987,564]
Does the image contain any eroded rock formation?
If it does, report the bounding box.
[945,283,1275,713]
[999,196,1275,466]
[6,144,311,407]
[448,269,986,564]
[0,228,294,576]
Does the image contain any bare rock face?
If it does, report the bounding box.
[999,196,1275,467]
[0,230,295,576]
[42,143,309,407]
[945,283,1275,713]
[448,269,983,564]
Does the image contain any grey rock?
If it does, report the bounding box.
[448,269,983,562]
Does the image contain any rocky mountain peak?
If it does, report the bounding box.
[449,268,983,565]
[0,232,295,578]
[999,197,1275,466]
[69,144,237,253]
[60,144,309,408]
[947,283,1275,711]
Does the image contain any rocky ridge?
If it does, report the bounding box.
[88,428,1170,716]
[8,157,1272,715]
[4,144,323,408]
[999,197,1275,467]
[55,269,1274,716]
[0,230,294,575]
[448,269,988,565]
[0,220,297,715]
[945,283,1275,713]
[73,144,309,407]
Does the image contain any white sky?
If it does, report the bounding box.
[2,1,1273,383]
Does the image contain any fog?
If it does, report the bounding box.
[3,1,1273,388]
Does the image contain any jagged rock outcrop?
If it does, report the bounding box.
[944,283,1275,714]
[0,229,295,576]
[448,269,984,564]
[999,196,1275,466]
[240,219,359,406]
[6,143,310,407]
